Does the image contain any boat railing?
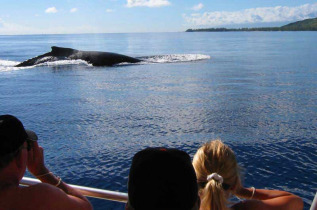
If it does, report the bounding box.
[21,177,317,209]
[20,177,128,203]
[310,192,317,210]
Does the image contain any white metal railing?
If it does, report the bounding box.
[21,177,317,209]
[20,177,128,203]
[310,192,317,210]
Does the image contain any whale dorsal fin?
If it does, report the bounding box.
[51,46,78,56]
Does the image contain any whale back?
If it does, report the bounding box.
[16,46,142,67]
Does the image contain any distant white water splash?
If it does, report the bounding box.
[0,60,19,66]
[139,54,211,64]
[0,59,29,72]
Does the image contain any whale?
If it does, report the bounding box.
[15,46,142,67]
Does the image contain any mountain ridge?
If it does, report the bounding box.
[186,17,317,32]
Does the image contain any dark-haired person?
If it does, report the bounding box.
[126,147,200,210]
[193,139,303,210]
[0,115,92,210]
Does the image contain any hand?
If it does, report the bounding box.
[27,141,49,176]
[233,185,246,196]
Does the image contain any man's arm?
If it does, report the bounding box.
[27,141,92,210]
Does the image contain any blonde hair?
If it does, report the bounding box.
[193,140,241,210]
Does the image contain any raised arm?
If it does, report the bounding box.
[27,141,92,210]
[232,186,303,210]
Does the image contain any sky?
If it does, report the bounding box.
[0,0,317,35]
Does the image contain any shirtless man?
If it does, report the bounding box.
[0,115,92,210]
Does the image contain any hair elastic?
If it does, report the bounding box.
[250,187,256,199]
[55,176,62,187]
[207,173,223,184]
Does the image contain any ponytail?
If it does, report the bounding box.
[193,140,241,210]
[200,179,228,210]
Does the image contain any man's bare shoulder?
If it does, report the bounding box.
[0,183,68,210]
[8,183,64,210]
[24,182,65,198]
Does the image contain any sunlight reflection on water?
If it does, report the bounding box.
[0,32,316,209]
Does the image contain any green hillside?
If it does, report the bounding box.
[186,17,317,32]
[281,17,317,30]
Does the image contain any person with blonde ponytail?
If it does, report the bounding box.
[193,140,303,210]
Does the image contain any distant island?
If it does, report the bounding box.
[186,17,317,32]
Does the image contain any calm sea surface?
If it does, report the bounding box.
[0,32,316,209]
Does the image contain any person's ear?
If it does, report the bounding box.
[15,143,27,170]
[15,150,24,169]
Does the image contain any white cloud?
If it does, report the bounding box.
[0,18,36,35]
[183,3,317,26]
[126,0,170,8]
[45,7,58,14]
[70,8,78,13]
[0,18,102,35]
[192,3,203,11]
[106,9,114,13]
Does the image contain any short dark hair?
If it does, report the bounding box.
[128,148,198,210]
[0,115,37,169]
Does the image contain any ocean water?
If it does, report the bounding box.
[0,32,316,209]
